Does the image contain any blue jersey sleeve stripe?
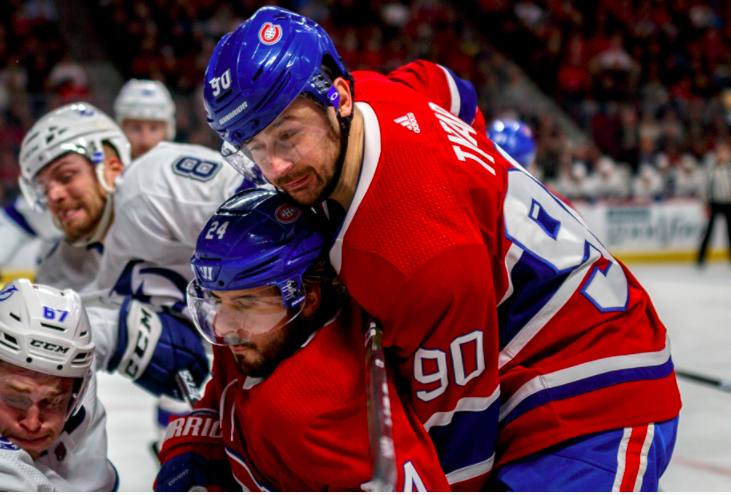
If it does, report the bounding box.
[63,405,87,434]
[438,64,478,126]
[110,460,120,492]
[3,202,37,236]
[500,357,675,427]
[428,395,500,477]
[497,250,571,350]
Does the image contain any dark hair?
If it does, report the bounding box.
[302,260,348,326]
[101,140,121,160]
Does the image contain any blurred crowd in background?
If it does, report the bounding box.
[1,0,731,205]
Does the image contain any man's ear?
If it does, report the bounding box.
[102,145,125,188]
[301,283,321,319]
[333,77,353,118]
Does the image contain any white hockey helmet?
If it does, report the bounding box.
[114,79,176,140]
[0,279,95,419]
[18,102,132,212]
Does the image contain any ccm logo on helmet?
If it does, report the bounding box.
[275,204,301,224]
[30,339,70,354]
[259,22,283,45]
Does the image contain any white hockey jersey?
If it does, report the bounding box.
[88,141,249,304]
[0,373,117,491]
[34,242,102,293]
[0,197,61,267]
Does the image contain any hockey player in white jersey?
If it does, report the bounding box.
[0,78,174,275]
[18,102,214,404]
[115,79,177,160]
[0,279,117,491]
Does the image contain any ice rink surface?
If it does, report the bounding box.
[98,261,731,491]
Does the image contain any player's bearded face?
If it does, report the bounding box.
[0,363,73,460]
[250,97,341,206]
[229,324,295,378]
[211,286,316,377]
[35,153,108,242]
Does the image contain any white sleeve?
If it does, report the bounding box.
[0,209,34,267]
[0,440,55,492]
[91,190,197,308]
[82,296,123,372]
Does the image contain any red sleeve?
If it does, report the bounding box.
[386,60,481,130]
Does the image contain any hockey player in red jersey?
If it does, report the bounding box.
[154,189,450,491]
[202,8,681,491]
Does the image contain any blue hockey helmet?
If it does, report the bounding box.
[187,189,328,345]
[204,7,349,182]
[487,120,536,169]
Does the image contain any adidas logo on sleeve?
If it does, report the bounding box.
[394,112,421,133]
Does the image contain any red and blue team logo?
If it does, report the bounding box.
[275,204,300,224]
[259,23,283,45]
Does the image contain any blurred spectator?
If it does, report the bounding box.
[672,154,704,198]
[552,162,596,201]
[594,156,631,200]
[48,51,89,104]
[633,163,665,201]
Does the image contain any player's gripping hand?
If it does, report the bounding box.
[155,413,238,492]
[107,298,209,398]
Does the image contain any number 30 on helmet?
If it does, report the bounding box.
[203,6,349,182]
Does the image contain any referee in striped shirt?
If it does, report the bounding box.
[698,141,731,266]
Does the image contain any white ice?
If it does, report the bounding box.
[99,262,731,491]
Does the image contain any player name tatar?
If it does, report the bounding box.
[429,102,496,176]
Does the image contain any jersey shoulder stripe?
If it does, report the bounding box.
[2,201,36,236]
[436,64,478,126]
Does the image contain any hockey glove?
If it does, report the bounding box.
[108,298,209,398]
[155,412,238,492]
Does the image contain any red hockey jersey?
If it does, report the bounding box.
[191,303,450,491]
[328,69,682,490]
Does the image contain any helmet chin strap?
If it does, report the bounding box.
[315,73,355,204]
[67,161,116,247]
